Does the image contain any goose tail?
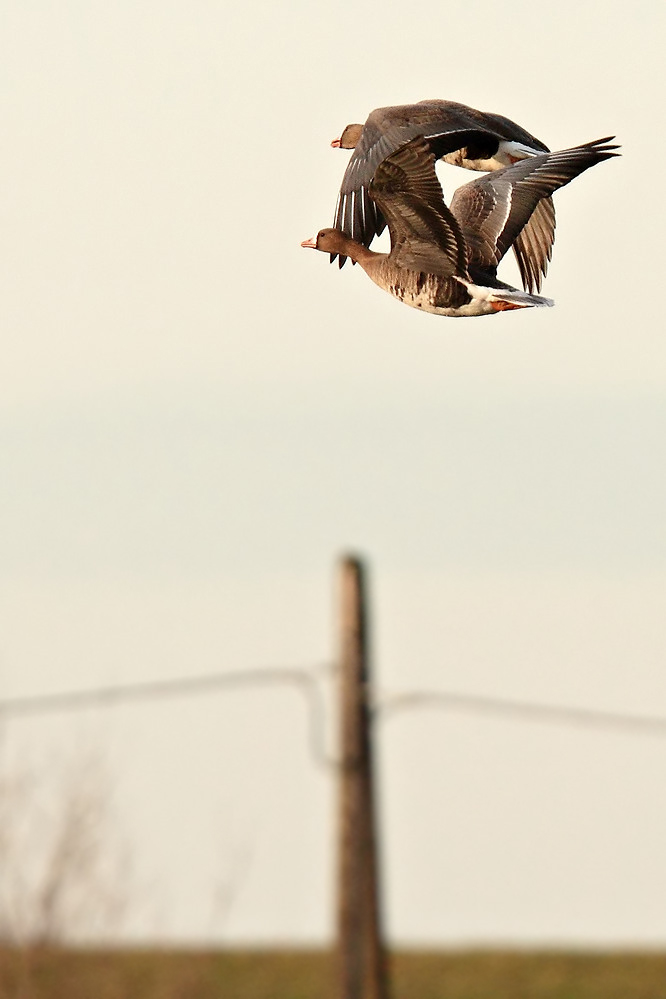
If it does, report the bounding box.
[456,277,555,311]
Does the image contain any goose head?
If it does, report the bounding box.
[301,228,353,255]
[330,123,363,149]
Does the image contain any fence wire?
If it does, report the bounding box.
[2,666,666,777]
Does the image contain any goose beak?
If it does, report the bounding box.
[301,236,317,248]
[330,137,342,148]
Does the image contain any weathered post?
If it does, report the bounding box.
[336,554,389,999]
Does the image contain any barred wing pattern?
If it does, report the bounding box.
[449,138,618,280]
[368,137,469,278]
[331,100,552,284]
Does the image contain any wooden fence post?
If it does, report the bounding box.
[336,554,389,999]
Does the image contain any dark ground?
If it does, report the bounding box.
[1,947,665,999]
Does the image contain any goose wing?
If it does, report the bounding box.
[449,138,619,280]
[368,137,468,278]
[512,197,556,293]
[333,101,544,266]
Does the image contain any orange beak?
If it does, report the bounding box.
[330,137,342,148]
[300,236,317,248]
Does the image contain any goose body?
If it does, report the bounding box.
[331,99,554,292]
[332,100,549,173]
[303,228,553,318]
[369,266,537,318]
[304,136,619,318]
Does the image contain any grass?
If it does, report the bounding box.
[1,947,665,999]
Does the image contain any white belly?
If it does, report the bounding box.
[442,139,540,172]
[403,292,496,317]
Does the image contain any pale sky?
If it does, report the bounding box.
[1,0,666,946]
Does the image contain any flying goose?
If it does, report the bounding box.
[303,136,618,318]
[331,99,554,292]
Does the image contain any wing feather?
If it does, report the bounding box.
[331,100,549,266]
[368,137,468,278]
[512,197,556,293]
[450,138,619,278]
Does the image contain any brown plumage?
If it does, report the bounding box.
[331,99,554,292]
[304,136,619,318]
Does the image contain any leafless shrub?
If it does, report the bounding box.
[0,746,128,946]
[207,821,255,938]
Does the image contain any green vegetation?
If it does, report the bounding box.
[1,947,665,999]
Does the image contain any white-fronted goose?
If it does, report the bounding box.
[331,99,554,292]
[303,136,618,318]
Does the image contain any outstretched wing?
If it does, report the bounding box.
[449,138,619,279]
[332,100,545,266]
[368,137,468,278]
[512,197,556,293]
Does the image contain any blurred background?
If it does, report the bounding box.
[1,0,665,957]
